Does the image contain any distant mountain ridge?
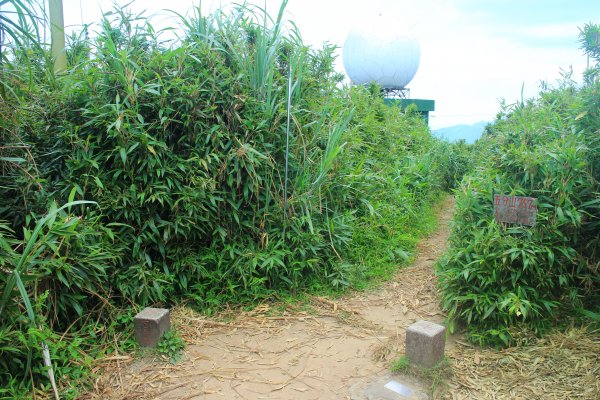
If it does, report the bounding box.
[433,121,489,144]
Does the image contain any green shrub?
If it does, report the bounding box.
[438,75,600,346]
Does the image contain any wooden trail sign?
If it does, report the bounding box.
[493,194,537,226]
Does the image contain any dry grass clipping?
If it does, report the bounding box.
[445,327,600,400]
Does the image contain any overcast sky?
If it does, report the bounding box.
[57,0,599,129]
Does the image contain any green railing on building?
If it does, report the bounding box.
[384,98,435,124]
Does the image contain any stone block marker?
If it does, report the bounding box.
[134,308,171,347]
[405,320,446,368]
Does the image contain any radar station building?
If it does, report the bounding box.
[342,15,435,124]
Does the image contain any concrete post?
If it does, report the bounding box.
[405,320,446,368]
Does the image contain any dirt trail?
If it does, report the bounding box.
[91,196,455,399]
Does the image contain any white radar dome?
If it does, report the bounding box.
[342,15,420,89]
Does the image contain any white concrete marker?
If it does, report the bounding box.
[384,380,413,397]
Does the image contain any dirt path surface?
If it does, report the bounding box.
[87,195,600,400]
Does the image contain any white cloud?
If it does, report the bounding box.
[518,23,579,40]
[58,0,590,129]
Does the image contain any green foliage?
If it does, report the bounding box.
[0,1,451,395]
[321,87,448,289]
[390,355,410,372]
[579,22,600,83]
[0,202,117,396]
[438,70,600,346]
[156,330,186,363]
[0,290,95,400]
[437,139,475,190]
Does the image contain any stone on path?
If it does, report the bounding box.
[405,320,445,368]
[352,373,428,400]
[134,308,170,347]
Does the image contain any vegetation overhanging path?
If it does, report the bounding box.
[90,195,457,399]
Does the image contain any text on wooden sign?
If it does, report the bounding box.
[493,194,537,226]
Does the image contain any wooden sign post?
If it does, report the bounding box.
[493,194,537,226]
